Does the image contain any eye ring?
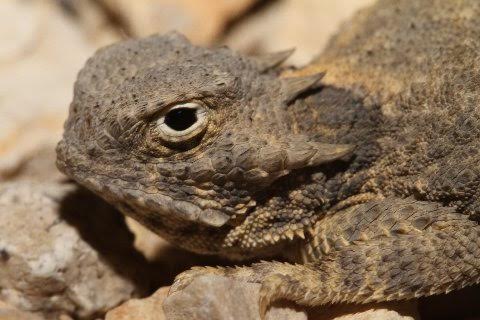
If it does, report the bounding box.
[154,102,209,145]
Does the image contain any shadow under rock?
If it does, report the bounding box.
[58,181,236,294]
[58,183,154,295]
[146,245,230,288]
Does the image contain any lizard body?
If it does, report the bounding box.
[57,0,480,316]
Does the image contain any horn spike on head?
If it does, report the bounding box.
[283,138,354,170]
[251,48,295,72]
[254,134,354,178]
[282,72,326,103]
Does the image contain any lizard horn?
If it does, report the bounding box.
[281,72,326,103]
[283,138,354,170]
[251,49,295,72]
[254,135,354,178]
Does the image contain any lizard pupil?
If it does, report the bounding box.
[165,107,198,131]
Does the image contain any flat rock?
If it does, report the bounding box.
[105,287,169,320]
[0,300,45,320]
[0,181,149,319]
[309,301,419,320]
[163,274,307,320]
[162,274,418,320]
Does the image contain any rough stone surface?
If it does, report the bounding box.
[163,275,307,320]
[224,0,375,65]
[0,300,45,320]
[99,0,257,44]
[105,287,169,320]
[328,309,414,320]
[163,274,417,320]
[324,309,414,320]
[309,301,418,320]
[107,279,418,320]
[0,181,148,319]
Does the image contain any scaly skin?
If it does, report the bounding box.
[57,0,480,317]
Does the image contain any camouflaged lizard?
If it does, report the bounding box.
[57,0,480,317]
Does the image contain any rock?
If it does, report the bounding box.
[163,275,307,320]
[98,0,257,44]
[224,0,376,66]
[0,181,149,319]
[0,0,118,182]
[334,309,414,320]
[163,273,419,320]
[105,287,169,320]
[0,300,44,320]
[309,301,419,320]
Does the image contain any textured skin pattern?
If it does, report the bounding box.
[57,0,480,316]
[56,31,353,257]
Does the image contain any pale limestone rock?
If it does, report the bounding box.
[309,301,419,320]
[98,0,257,44]
[108,279,418,320]
[162,274,418,320]
[105,287,169,320]
[0,181,148,318]
[0,300,44,320]
[224,0,376,66]
[163,275,307,320]
[328,309,415,320]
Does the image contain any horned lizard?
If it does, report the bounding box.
[57,0,480,317]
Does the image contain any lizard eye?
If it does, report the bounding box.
[154,102,209,145]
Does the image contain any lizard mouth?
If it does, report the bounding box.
[56,140,231,228]
[127,192,231,228]
[81,175,231,228]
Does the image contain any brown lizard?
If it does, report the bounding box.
[57,0,480,317]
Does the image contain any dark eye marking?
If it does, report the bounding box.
[153,102,209,147]
[165,107,198,131]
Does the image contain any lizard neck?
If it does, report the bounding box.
[214,86,387,258]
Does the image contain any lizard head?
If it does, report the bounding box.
[57,32,352,253]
